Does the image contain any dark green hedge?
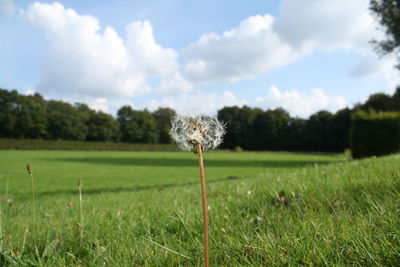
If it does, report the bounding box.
[0,139,178,151]
[350,111,400,158]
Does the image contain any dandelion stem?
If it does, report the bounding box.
[196,143,209,267]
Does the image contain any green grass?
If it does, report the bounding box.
[0,150,399,266]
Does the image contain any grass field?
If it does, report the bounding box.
[0,150,399,266]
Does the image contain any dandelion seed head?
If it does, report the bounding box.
[170,114,226,152]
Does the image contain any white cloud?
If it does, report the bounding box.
[273,0,380,51]
[183,14,298,84]
[126,21,178,76]
[380,57,400,90]
[348,54,383,78]
[348,52,400,90]
[22,2,180,97]
[144,86,346,118]
[106,99,136,116]
[255,86,347,118]
[182,0,391,86]
[14,0,397,115]
[0,0,16,16]
[89,98,109,113]
[22,88,36,95]
[156,72,193,94]
[145,90,248,115]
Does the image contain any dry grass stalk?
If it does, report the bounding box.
[26,164,35,234]
[77,179,84,246]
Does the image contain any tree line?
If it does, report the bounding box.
[219,88,400,152]
[1,88,399,152]
[0,89,174,144]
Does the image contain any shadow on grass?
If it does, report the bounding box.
[49,157,336,168]
[38,175,249,197]
[39,157,341,197]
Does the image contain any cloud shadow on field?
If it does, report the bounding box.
[38,175,249,197]
[50,157,336,168]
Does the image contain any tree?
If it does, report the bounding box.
[74,103,92,122]
[362,92,392,111]
[72,103,120,141]
[86,111,120,142]
[370,0,400,69]
[285,118,308,151]
[152,107,176,143]
[117,106,159,143]
[390,86,400,110]
[217,106,260,150]
[251,108,290,150]
[46,101,88,140]
[18,94,48,139]
[0,89,47,139]
[305,111,334,151]
[0,89,20,138]
[331,108,352,151]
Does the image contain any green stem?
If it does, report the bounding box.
[30,173,35,234]
[79,183,83,246]
[0,191,2,252]
[5,172,9,199]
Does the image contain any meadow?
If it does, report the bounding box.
[0,150,399,266]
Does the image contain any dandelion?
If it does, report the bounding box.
[170,114,225,267]
[170,114,225,153]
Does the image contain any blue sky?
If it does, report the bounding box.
[0,0,398,117]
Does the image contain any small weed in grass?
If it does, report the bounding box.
[26,164,35,237]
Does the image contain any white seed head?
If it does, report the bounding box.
[170,114,226,152]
